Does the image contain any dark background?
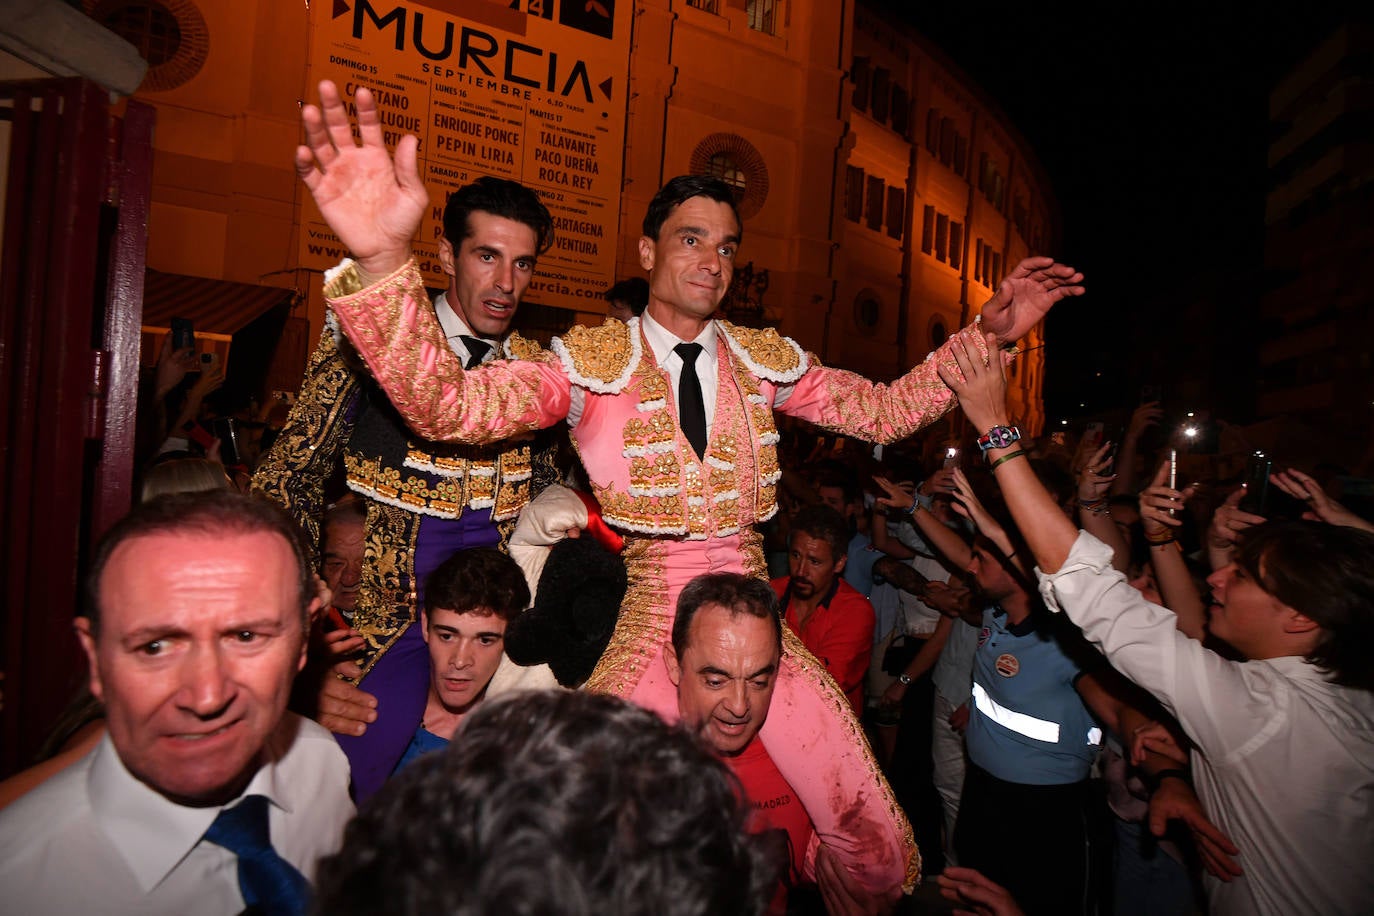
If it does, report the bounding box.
[877,3,1348,427]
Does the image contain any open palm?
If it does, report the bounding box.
[979,257,1084,346]
[295,81,429,276]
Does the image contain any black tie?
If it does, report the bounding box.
[674,342,708,460]
[460,335,491,370]
[204,795,311,916]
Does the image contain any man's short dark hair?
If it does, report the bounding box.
[1236,520,1374,690]
[788,504,850,561]
[672,573,780,659]
[315,690,776,916]
[604,276,650,315]
[642,175,743,242]
[816,471,862,506]
[443,176,554,255]
[424,547,530,622]
[85,491,312,635]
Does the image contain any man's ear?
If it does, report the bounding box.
[419,609,431,645]
[663,641,682,687]
[299,599,322,672]
[637,236,655,272]
[73,617,105,704]
[438,238,457,278]
[1282,609,1322,638]
[834,553,848,576]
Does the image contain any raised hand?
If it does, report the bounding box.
[154,334,197,398]
[295,80,429,278]
[872,476,917,512]
[1075,441,1116,503]
[978,257,1084,347]
[1139,462,1195,538]
[1126,401,1163,441]
[1207,487,1266,567]
[1271,469,1374,533]
[936,330,1010,433]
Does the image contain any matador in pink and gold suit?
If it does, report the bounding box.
[320,259,996,893]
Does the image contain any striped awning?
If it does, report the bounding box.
[141,269,297,333]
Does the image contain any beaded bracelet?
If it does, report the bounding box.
[989,449,1028,471]
[1077,497,1110,515]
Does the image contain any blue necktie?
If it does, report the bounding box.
[204,795,311,916]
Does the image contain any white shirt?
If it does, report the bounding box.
[434,292,500,367]
[1039,531,1374,916]
[0,713,355,915]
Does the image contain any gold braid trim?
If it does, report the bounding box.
[252,324,361,559]
[352,501,421,679]
[779,626,921,892]
[582,536,672,697]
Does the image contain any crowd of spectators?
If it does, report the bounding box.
[3,79,1371,916]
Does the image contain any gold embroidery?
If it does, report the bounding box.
[560,321,635,385]
[353,501,419,679]
[719,320,805,375]
[505,330,543,361]
[777,618,921,891]
[583,537,672,697]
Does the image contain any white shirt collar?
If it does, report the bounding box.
[88,721,295,892]
[639,310,718,370]
[434,293,502,363]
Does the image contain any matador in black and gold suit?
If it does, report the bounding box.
[253,310,562,800]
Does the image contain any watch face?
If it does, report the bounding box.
[984,426,1020,449]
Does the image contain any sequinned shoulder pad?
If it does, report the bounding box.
[718,321,808,384]
[502,330,545,361]
[551,318,641,393]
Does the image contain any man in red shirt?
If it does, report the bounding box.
[773,505,876,714]
[666,573,892,915]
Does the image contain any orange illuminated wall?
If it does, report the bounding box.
[114,0,1058,429]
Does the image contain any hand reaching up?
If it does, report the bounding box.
[295,80,429,279]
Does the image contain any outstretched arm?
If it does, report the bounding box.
[1272,468,1374,533]
[934,330,1078,572]
[295,81,572,444]
[778,258,1081,444]
[1074,442,1130,573]
[1138,463,1207,640]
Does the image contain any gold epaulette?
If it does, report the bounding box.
[718,321,808,383]
[550,318,639,393]
[503,330,545,361]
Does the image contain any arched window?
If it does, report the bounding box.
[89,0,209,91]
[707,153,747,193]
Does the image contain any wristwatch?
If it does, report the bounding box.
[977,425,1021,454]
[898,673,913,686]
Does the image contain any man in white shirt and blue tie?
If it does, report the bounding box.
[0,490,354,914]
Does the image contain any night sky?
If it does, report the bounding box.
[882,3,1348,427]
